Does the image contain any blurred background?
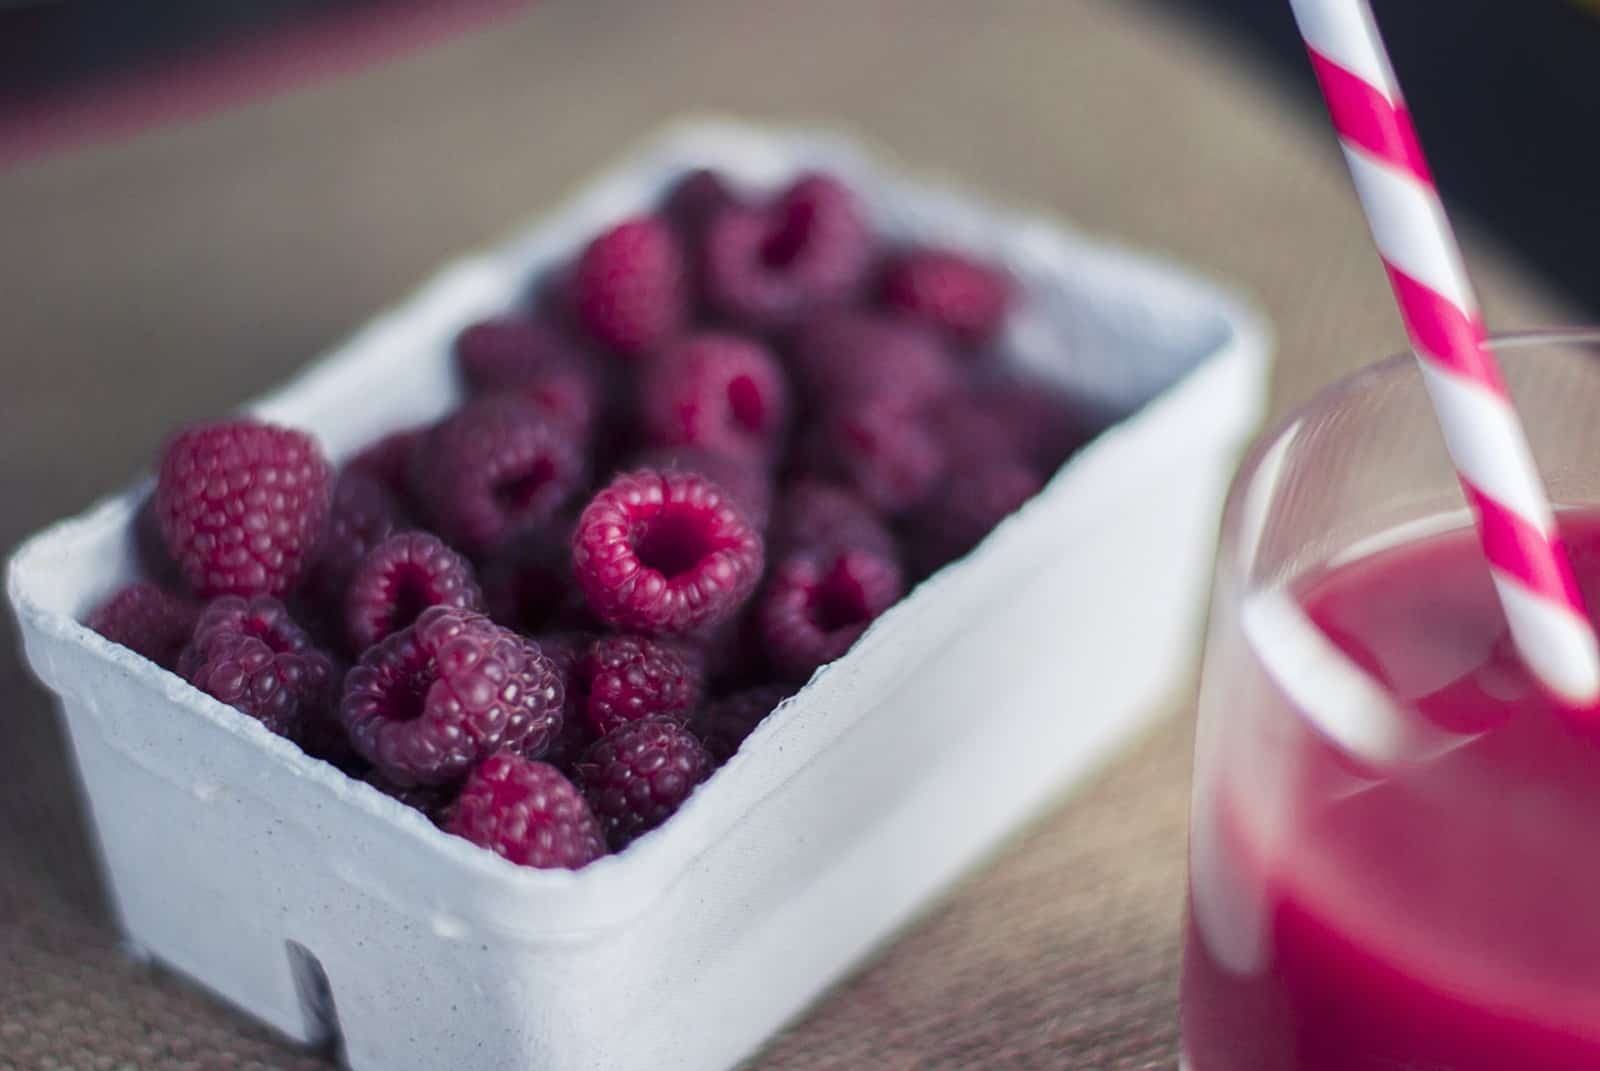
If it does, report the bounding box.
[1,2,1595,1068]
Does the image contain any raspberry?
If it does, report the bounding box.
[179,596,334,739]
[703,173,870,331]
[340,607,564,786]
[86,581,199,671]
[968,381,1090,474]
[630,446,773,531]
[801,399,945,515]
[449,754,605,869]
[454,316,598,439]
[304,470,409,621]
[693,685,791,766]
[928,393,1022,465]
[299,685,359,768]
[362,768,458,827]
[573,634,704,738]
[575,715,711,848]
[572,468,765,635]
[663,168,738,239]
[156,420,333,598]
[759,548,905,679]
[480,530,594,636]
[569,215,688,358]
[348,426,426,501]
[345,532,484,653]
[787,311,959,412]
[134,494,185,590]
[908,454,1043,573]
[412,395,585,558]
[879,248,1014,348]
[181,594,319,669]
[526,633,596,770]
[770,480,894,560]
[638,333,789,464]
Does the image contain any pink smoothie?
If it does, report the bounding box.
[1182,514,1600,1071]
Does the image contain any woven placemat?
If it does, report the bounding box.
[0,2,1574,1067]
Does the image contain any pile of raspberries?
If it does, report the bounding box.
[86,168,1087,870]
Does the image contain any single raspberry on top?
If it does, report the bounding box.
[86,581,199,671]
[575,715,712,848]
[156,420,333,598]
[759,547,905,680]
[638,333,789,465]
[344,531,484,653]
[879,247,1014,348]
[692,685,792,766]
[304,469,409,621]
[571,468,764,636]
[573,633,704,738]
[787,311,959,412]
[703,173,870,331]
[454,316,599,440]
[569,215,688,358]
[412,395,585,558]
[340,607,564,786]
[448,753,606,870]
[179,595,334,739]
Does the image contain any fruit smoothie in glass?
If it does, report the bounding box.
[1180,333,1600,1071]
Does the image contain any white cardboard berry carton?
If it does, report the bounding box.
[7,121,1269,1071]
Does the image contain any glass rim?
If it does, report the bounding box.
[1221,325,1600,561]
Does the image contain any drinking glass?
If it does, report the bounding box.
[1181,330,1600,1071]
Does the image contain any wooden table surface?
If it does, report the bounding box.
[0,2,1576,1067]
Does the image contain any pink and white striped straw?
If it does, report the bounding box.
[1288,0,1600,706]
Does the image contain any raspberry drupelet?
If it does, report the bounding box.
[411,394,586,558]
[340,607,564,786]
[569,215,688,358]
[344,531,484,653]
[156,420,333,599]
[576,714,712,849]
[571,468,764,636]
[448,753,606,870]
